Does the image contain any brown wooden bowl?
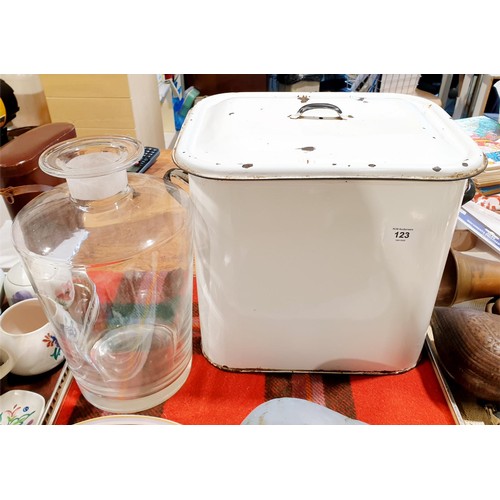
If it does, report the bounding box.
[432,307,500,402]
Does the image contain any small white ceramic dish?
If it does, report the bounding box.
[0,390,46,425]
[76,415,180,425]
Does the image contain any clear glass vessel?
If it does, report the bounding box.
[11,136,193,413]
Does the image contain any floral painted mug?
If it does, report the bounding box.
[0,346,15,379]
[0,298,64,376]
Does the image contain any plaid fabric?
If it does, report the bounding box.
[53,278,455,425]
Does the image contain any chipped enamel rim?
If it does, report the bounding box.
[173,92,487,181]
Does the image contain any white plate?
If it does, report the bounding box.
[1,198,19,270]
[76,415,180,425]
[0,390,46,425]
[0,220,19,271]
[0,268,4,303]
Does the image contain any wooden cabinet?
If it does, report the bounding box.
[39,75,166,148]
[183,74,268,95]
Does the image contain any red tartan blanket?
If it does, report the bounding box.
[53,278,454,425]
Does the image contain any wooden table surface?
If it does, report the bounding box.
[148,149,177,179]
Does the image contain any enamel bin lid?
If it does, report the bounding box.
[173,92,487,180]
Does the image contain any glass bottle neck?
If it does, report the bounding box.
[66,170,128,201]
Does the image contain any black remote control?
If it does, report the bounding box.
[128,146,160,173]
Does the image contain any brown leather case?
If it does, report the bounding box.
[0,122,76,217]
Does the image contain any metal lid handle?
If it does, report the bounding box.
[290,102,343,120]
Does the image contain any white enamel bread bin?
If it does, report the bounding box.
[173,92,486,373]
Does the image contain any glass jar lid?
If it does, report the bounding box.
[39,136,144,179]
[38,136,144,201]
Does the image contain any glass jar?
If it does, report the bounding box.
[11,136,193,413]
